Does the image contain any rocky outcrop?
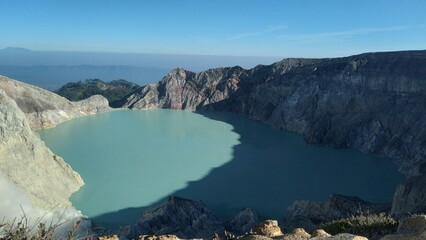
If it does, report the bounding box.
[281,228,311,239]
[312,230,332,238]
[226,208,259,235]
[126,196,224,239]
[283,194,390,231]
[122,50,426,215]
[238,220,366,240]
[380,215,426,239]
[122,59,319,111]
[0,76,112,130]
[391,176,426,217]
[0,89,84,211]
[139,235,180,240]
[253,220,284,237]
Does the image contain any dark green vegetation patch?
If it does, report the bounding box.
[321,213,398,240]
[55,79,140,108]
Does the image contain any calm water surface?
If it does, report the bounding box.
[38,109,404,225]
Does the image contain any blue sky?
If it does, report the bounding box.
[1,0,425,57]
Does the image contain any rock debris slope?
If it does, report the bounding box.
[0,89,83,210]
[122,50,426,215]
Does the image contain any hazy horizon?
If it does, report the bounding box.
[0,47,284,71]
[1,1,425,58]
[0,47,285,90]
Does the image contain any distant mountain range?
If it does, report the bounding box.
[1,47,32,53]
[0,65,169,90]
[0,47,282,90]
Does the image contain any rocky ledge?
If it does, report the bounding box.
[121,50,426,216]
[0,76,112,130]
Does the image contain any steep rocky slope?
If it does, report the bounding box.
[0,75,112,130]
[122,50,426,215]
[0,76,113,224]
[0,88,83,210]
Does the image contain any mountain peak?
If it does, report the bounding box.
[1,47,32,53]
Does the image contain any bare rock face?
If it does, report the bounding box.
[0,89,84,210]
[397,215,426,235]
[392,176,426,217]
[283,194,389,231]
[380,215,426,239]
[226,208,259,235]
[279,228,311,240]
[126,196,224,239]
[123,60,316,111]
[312,229,332,238]
[0,77,113,223]
[122,66,248,110]
[0,76,112,130]
[253,220,284,237]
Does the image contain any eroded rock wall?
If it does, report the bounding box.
[0,89,84,210]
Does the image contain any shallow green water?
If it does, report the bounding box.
[38,109,404,225]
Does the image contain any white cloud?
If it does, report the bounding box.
[278,25,414,42]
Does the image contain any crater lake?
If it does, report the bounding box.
[37,109,404,226]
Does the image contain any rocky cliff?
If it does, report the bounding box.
[0,75,112,130]
[122,50,426,216]
[0,76,113,224]
[0,88,83,210]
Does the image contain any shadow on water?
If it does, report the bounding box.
[92,110,404,228]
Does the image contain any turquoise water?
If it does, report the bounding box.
[38,109,404,225]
